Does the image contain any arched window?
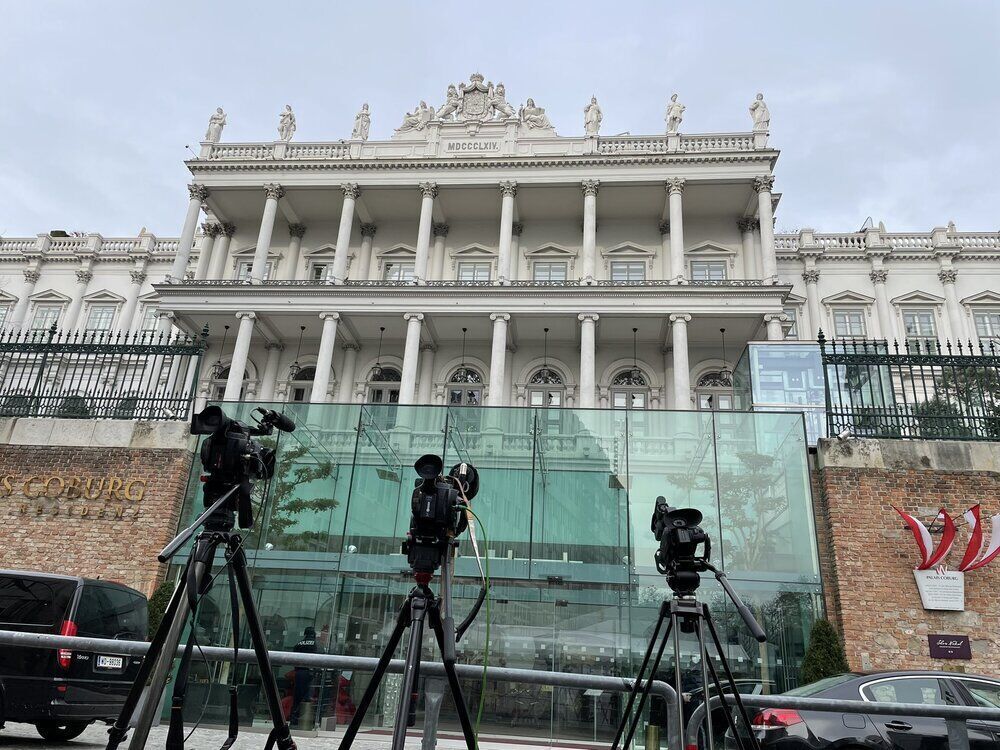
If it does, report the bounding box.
[367,366,401,404]
[611,370,649,410]
[696,370,734,411]
[528,367,565,408]
[448,367,483,406]
[211,366,248,401]
[288,366,317,404]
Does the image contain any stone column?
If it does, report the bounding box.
[431,223,449,280]
[667,178,686,284]
[754,175,778,283]
[497,182,517,284]
[11,268,41,330]
[311,312,340,404]
[488,313,510,405]
[578,313,599,408]
[661,347,675,410]
[870,269,896,342]
[414,183,437,284]
[65,264,94,331]
[581,181,599,284]
[337,344,360,403]
[195,223,222,280]
[510,222,523,281]
[399,313,424,404]
[250,184,284,283]
[938,269,966,342]
[418,343,436,404]
[802,269,821,339]
[331,184,360,283]
[357,224,377,281]
[258,342,285,402]
[670,314,692,410]
[658,221,671,281]
[224,312,256,401]
[208,222,235,280]
[738,219,758,279]
[120,268,147,332]
[285,224,306,280]
[169,184,209,282]
[764,313,787,341]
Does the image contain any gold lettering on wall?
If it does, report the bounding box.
[1,472,151,522]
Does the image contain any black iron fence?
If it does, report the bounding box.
[818,331,1000,441]
[0,325,207,421]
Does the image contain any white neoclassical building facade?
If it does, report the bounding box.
[1,73,999,415]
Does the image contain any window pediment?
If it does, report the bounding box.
[601,242,655,259]
[232,245,281,258]
[449,243,497,258]
[29,289,70,303]
[961,290,1000,306]
[525,243,577,258]
[685,241,737,257]
[891,290,944,305]
[822,290,875,305]
[0,290,17,303]
[303,243,337,257]
[377,244,416,258]
[83,288,125,303]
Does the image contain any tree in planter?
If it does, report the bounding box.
[918,364,1000,439]
[800,618,849,684]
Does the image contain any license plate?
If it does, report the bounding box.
[96,655,124,670]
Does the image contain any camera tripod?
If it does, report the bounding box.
[611,562,765,750]
[337,541,477,750]
[106,487,297,750]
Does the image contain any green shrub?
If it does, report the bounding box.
[801,619,850,685]
[146,578,176,640]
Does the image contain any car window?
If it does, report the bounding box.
[0,576,75,628]
[961,680,1000,708]
[863,677,949,705]
[785,673,857,696]
[77,585,147,639]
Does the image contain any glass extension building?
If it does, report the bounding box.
[171,401,821,745]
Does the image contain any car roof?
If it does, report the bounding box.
[0,569,142,594]
[856,670,1000,682]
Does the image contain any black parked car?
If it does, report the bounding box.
[724,671,1000,750]
[0,570,147,742]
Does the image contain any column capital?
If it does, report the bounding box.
[75,269,93,284]
[869,269,888,284]
[23,269,41,283]
[737,218,757,233]
[511,221,523,237]
[342,342,360,351]
[581,179,600,197]
[235,311,257,321]
[264,341,285,351]
[288,223,307,239]
[669,313,692,324]
[418,182,438,198]
[938,268,958,285]
[319,312,341,322]
[431,222,449,237]
[490,313,511,323]
[221,222,236,237]
[499,181,518,198]
[802,268,821,284]
[658,220,670,235]
[361,222,378,238]
[202,222,223,238]
[342,182,361,200]
[578,313,600,323]
[188,184,210,202]
[665,177,686,195]
[129,269,147,285]
[264,183,285,201]
[419,342,437,352]
[753,175,775,193]
[404,312,425,322]
[763,313,789,323]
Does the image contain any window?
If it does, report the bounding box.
[528,368,565,408]
[457,262,491,282]
[696,370,734,411]
[311,263,335,281]
[30,304,61,331]
[211,366,247,401]
[832,309,867,338]
[974,311,1000,351]
[611,370,648,410]
[288,366,316,403]
[610,261,646,282]
[76,585,147,640]
[367,367,401,404]
[448,367,483,406]
[84,304,116,332]
[533,262,568,283]
[862,677,951,706]
[782,307,799,339]
[960,679,1000,709]
[236,260,272,280]
[141,307,159,331]
[902,309,938,352]
[690,260,728,281]
[0,305,9,330]
[383,261,415,282]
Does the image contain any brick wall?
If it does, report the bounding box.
[0,419,194,596]
[815,438,1000,674]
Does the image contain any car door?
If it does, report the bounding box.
[861,676,960,750]
[950,678,1000,750]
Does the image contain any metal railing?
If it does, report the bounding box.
[818,331,1000,441]
[0,324,207,421]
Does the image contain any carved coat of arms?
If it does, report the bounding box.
[457,73,491,122]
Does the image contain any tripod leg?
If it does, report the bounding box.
[229,541,297,750]
[428,604,477,750]
[696,617,715,750]
[392,594,428,750]
[337,597,412,750]
[619,612,675,750]
[106,559,191,750]
[611,601,668,750]
[702,607,763,750]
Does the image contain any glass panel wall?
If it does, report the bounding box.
[169,401,822,746]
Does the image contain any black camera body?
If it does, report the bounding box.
[191,405,295,529]
[651,495,711,596]
[402,454,477,576]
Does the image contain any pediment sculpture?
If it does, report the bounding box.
[432,73,519,123]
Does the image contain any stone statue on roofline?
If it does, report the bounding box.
[489,82,516,119]
[397,101,433,132]
[278,104,296,142]
[352,103,371,140]
[205,107,226,143]
[436,85,461,120]
[749,92,770,132]
[519,98,553,130]
[665,94,684,134]
[584,95,602,136]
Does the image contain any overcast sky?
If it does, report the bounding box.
[2,1,998,237]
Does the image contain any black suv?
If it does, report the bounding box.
[0,570,147,742]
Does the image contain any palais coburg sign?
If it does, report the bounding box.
[0,472,148,519]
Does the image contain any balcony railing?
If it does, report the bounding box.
[818,331,1000,441]
[0,325,207,421]
[165,278,775,289]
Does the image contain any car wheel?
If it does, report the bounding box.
[35,721,90,742]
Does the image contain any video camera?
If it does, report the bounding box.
[651,495,711,596]
[402,454,479,576]
[191,405,296,529]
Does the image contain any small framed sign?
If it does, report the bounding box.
[928,634,972,660]
[913,569,965,611]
